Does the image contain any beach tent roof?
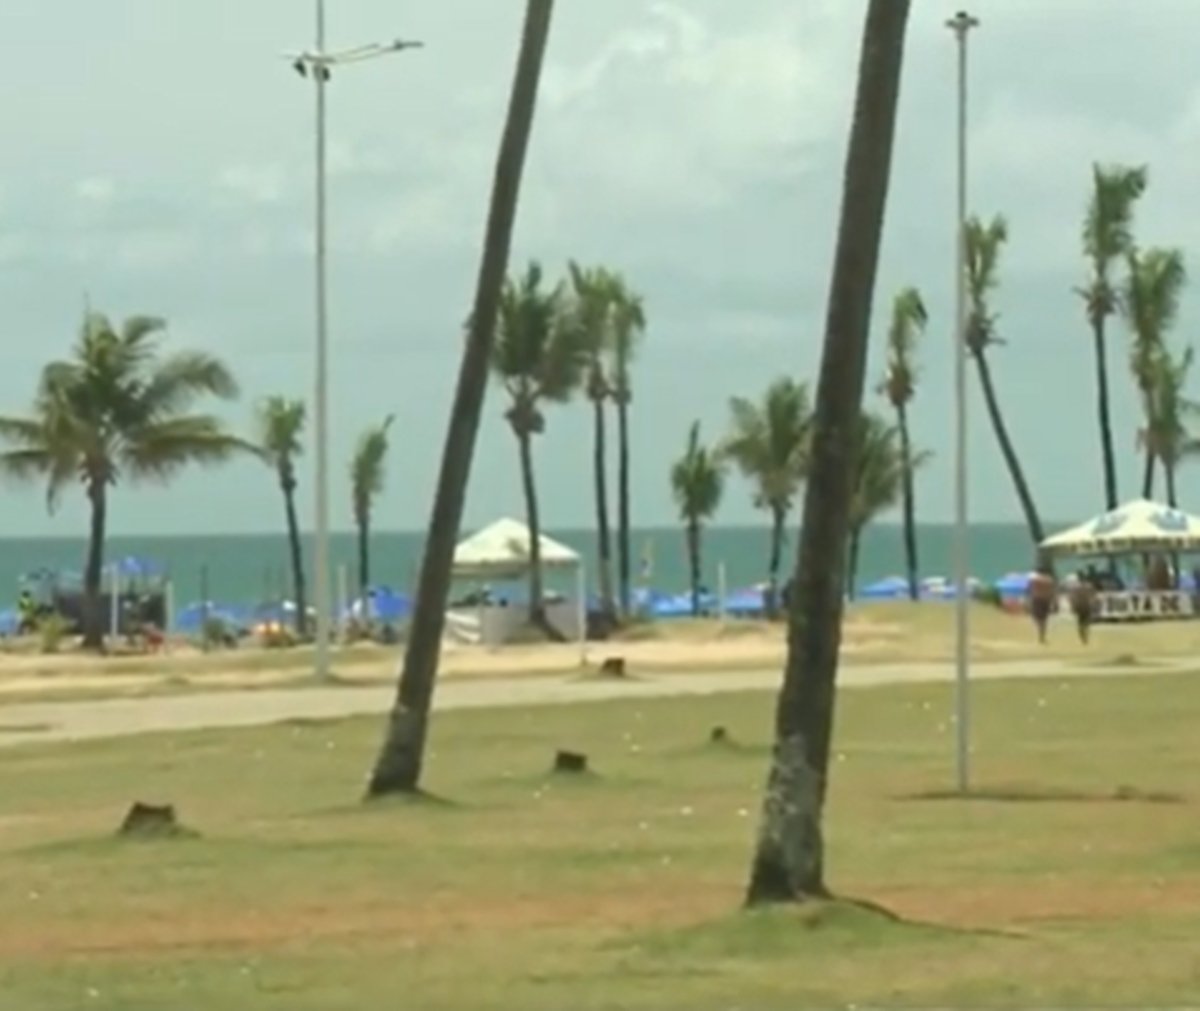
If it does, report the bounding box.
[452,517,580,579]
[1040,498,1200,556]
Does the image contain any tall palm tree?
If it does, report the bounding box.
[964,214,1045,545]
[846,412,928,599]
[1080,164,1147,510]
[878,286,926,600]
[492,262,587,636]
[256,397,308,636]
[746,0,911,906]
[367,0,557,799]
[0,312,242,649]
[607,275,646,618]
[721,377,812,618]
[351,414,395,603]
[567,261,617,626]
[1139,345,1199,507]
[669,421,725,617]
[1124,247,1186,498]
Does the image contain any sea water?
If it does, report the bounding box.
[0,522,1045,609]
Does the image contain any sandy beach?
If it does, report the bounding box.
[2,601,1197,703]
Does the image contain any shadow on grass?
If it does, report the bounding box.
[899,784,1185,805]
[567,669,650,685]
[613,897,1023,960]
[1071,653,1160,669]
[0,722,53,734]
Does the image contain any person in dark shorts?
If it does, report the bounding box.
[1068,577,1098,644]
[1027,562,1057,644]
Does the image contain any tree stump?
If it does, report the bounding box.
[710,725,730,744]
[117,802,195,839]
[598,656,626,678]
[553,750,588,774]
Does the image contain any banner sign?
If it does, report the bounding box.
[1095,590,1193,621]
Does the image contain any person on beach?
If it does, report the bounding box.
[1027,562,1057,644]
[1068,575,1099,644]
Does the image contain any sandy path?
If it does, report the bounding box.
[0,656,1192,750]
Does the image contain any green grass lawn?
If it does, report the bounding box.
[2,670,1199,1009]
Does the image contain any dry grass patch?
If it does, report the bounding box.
[1,670,1200,1008]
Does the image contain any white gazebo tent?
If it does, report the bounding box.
[452,516,581,579]
[1039,498,1200,557]
[1039,498,1200,621]
[451,517,586,654]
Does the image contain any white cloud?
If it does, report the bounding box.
[74,176,116,204]
[214,164,286,205]
[536,3,850,213]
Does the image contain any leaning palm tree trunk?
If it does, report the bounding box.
[896,402,919,601]
[845,525,864,601]
[1091,317,1120,510]
[973,352,1045,544]
[686,517,702,617]
[283,485,308,636]
[617,399,632,616]
[356,513,370,603]
[765,504,786,618]
[518,430,560,638]
[592,398,616,623]
[82,482,108,650]
[746,0,910,905]
[365,0,556,798]
[1142,441,1156,499]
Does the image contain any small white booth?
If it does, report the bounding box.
[1039,498,1200,622]
[450,517,585,647]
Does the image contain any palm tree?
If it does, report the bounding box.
[1124,247,1186,498]
[607,275,646,618]
[746,0,911,906]
[878,286,926,600]
[1080,164,1147,510]
[367,0,557,799]
[256,397,309,636]
[669,421,725,617]
[846,412,928,599]
[964,214,1045,545]
[350,414,395,603]
[1139,345,1199,506]
[721,377,811,618]
[0,312,242,649]
[492,262,587,636]
[567,262,617,625]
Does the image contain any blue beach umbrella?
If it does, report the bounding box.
[857,575,910,601]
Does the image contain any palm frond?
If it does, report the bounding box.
[964,215,1008,354]
[351,414,395,518]
[122,415,253,483]
[256,396,306,464]
[1083,163,1148,270]
[140,351,239,418]
[671,421,725,521]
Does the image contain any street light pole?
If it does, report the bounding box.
[313,0,331,683]
[287,3,423,681]
[947,9,979,794]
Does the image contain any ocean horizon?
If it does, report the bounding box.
[0,521,1051,608]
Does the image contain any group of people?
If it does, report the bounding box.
[1027,563,1101,645]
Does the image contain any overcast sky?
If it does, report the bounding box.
[3,0,1200,537]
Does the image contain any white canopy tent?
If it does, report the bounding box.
[452,517,581,580]
[1039,498,1200,557]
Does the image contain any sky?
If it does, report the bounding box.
[4,0,1200,537]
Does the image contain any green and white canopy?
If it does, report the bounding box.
[452,517,580,580]
[1039,498,1200,557]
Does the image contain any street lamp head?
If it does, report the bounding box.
[946,10,980,33]
[292,58,308,78]
[390,38,423,51]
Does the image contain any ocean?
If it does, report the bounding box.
[0,522,1042,608]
